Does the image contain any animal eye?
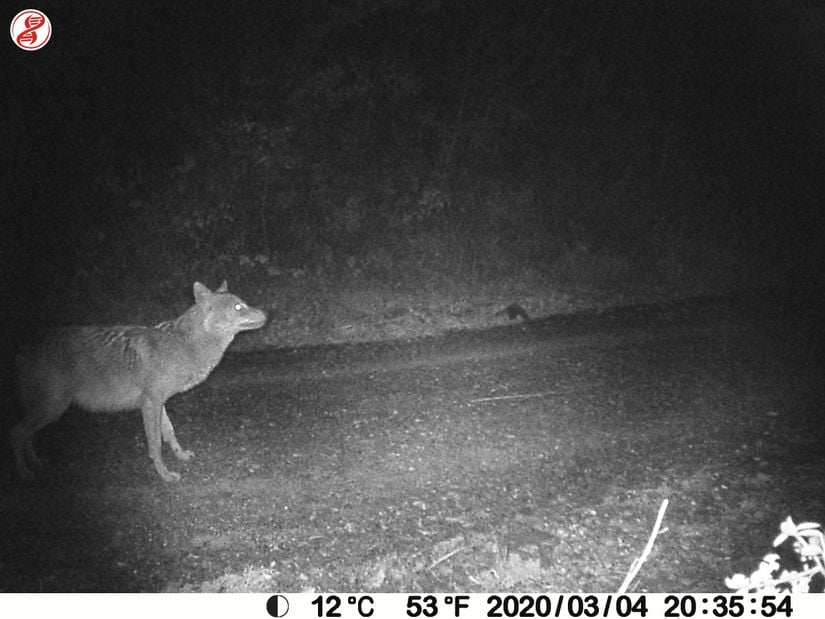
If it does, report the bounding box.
[234,303,245,311]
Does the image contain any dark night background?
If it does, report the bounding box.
[2,0,824,343]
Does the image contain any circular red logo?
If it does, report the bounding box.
[10,9,52,51]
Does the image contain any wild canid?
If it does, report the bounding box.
[10,281,267,482]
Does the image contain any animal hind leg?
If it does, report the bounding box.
[11,423,37,480]
[11,387,72,480]
[23,434,42,469]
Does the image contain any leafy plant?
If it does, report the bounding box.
[726,517,825,593]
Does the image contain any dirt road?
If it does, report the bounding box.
[1,289,823,592]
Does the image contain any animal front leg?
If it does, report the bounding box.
[161,405,194,461]
[141,402,180,482]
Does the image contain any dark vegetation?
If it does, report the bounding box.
[3,1,824,346]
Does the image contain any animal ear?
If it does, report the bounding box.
[193,281,211,301]
[216,280,228,293]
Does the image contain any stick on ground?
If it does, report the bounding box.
[617,499,669,594]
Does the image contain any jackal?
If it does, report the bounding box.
[11,281,267,482]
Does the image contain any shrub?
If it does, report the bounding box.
[726,517,825,593]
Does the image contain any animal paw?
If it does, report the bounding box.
[18,466,36,482]
[154,463,182,482]
[161,469,182,482]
